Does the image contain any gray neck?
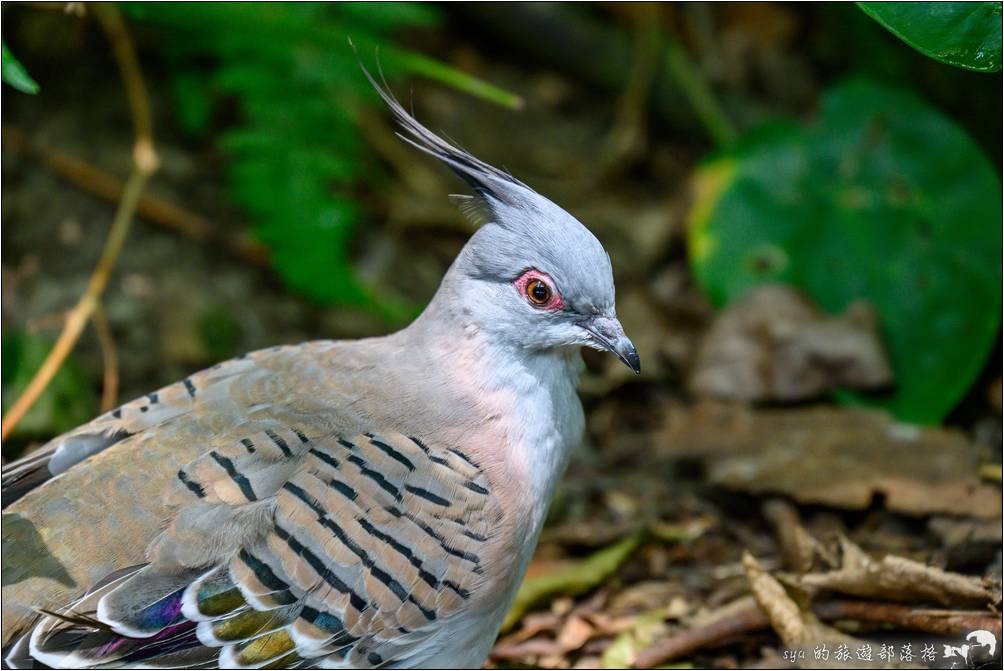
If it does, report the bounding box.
[400,266,585,514]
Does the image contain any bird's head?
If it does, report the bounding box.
[369,73,639,375]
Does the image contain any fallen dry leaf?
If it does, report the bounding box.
[743,552,893,669]
[796,535,992,608]
[689,284,892,403]
[539,652,571,669]
[744,551,813,647]
[491,637,567,661]
[557,614,596,651]
[607,582,691,620]
[498,611,563,646]
[763,498,834,574]
[648,514,716,544]
[660,402,1002,518]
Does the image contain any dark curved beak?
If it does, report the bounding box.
[579,315,641,374]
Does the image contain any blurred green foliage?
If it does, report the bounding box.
[689,78,1002,424]
[124,3,512,318]
[858,2,1002,73]
[1,331,94,440]
[2,41,39,94]
[198,305,243,362]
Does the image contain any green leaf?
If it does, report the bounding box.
[378,45,525,110]
[858,2,1003,72]
[502,531,643,632]
[601,610,671,669]
[688,78,1002,424]
[127,3,521,314]
[2,42,39,94]
[169,72,214,136]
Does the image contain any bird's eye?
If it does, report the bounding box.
[515,269,563,310]
[526,279,551,305]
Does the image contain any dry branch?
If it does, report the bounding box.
[2,4,156,441]
[91,304,119,413]
[3,127,269,266]
[632,596,768,668]
[813,600,1001,639]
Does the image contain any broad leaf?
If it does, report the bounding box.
[858,2,1002,72]
[688,78,1002,424]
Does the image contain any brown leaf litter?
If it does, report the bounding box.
[794,535,994,608]
[688,284,893,403]
[659,402,1002,519]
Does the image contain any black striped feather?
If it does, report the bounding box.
[11,429,501,669]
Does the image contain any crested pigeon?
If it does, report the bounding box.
[1,72,640,669]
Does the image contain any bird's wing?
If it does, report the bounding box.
[1,342,381,644]
[2,351,261,506]
[13,428,504,669]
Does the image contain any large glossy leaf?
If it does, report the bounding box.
[858,2,1002,72]
[688,78,1002,424]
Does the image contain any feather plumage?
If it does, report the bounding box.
[8,430,503,668]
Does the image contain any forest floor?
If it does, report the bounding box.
[2,13,1002,669]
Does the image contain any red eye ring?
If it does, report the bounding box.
[514,270,563,310]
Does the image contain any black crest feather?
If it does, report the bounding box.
[355,52,528,207]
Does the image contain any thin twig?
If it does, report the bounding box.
[1,4,156,442]
[3,127,269,266]
[91,304,119,413]
[812,600,1002,640]
[94,4,156,174]
[22,304,119,414]
[633,597,768,668]
[2,170,148,441]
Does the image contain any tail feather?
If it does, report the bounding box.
[128,643,221,670]
[2,630,36,669]
[17,559,325,668]
[29,617,202,669]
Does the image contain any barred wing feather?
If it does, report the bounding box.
[12,430,503,669]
